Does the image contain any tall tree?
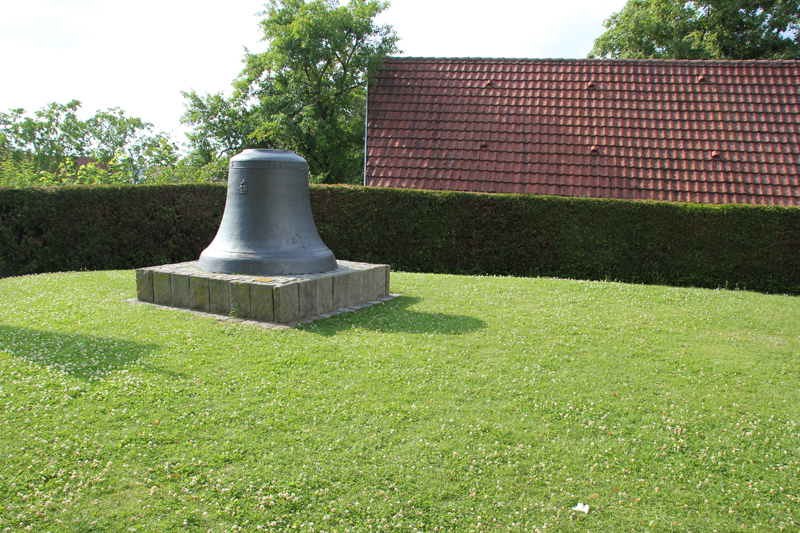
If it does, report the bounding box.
[240,0,399,182]
[588,0,800,59]
[183,0,399,183]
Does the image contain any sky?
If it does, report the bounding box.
[0,0,628,146]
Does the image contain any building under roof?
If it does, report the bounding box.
[365,57,800,206]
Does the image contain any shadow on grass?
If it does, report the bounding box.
[303,296,487,336]
[0,324,161,378]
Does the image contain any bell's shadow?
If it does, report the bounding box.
[302,296,487,336]
[0,324,161,379]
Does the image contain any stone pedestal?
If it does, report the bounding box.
[135,260,391,324]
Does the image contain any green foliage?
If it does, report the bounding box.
[153,157,231,184]
[179,91,260,179]
[182,0,399,184]
[0,100,88,175]
[589,0,800,59]
[0,155,51,188]
[0,101,182,186]
[1,184,798,294]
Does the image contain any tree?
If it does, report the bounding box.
[180,90,259,180]
[588,0,800,60]
[182,0,399,183]
[0,100,88,174]
[0,101,180,186]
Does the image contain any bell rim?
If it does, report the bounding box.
[198,248,338,277]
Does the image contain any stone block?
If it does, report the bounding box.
[298,279,317,318]
[153,271,172,306]
[364,267,377,300]
[229,281,251,319]
[368,269,378,298]
[348,270,367,306]
[333,271,349,310]
[135,269,154,302]
[273,282,299,323]
[374,265,389,298]
[209,277,230,316]
[171,273,190,309]
[189,276,210,312]
[250,283,274,322]
[316,275,334,315]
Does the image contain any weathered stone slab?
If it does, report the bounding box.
[348,270,367,306]
[298,279,317,318]
[135,269,154,303]
[229,281,251,319]
[209,277,230,316]
[189,276,210,312]
[153,271,172,306]
[250,283,274,322]
[376,265,390,299]
[273,282,299,323]
[364,267,383,301]
[385,265,391,296]
[333,272,349,310]
[171,273,190,309]
[316,275,334,315]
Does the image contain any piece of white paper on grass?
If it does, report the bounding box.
[572,502,590,513]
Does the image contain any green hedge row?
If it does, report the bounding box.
[0,185,226,278]
[313,186,800,294]
[2,184,798,294]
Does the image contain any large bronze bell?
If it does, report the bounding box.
[198,149,337,276]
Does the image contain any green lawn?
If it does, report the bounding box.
[0,270,798,532]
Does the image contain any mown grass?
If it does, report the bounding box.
[0,270,798,533]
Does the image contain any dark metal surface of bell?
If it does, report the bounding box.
[197,149,337,276]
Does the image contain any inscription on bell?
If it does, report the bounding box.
[238,179,247,194]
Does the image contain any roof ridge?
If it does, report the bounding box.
[385,56,800,65]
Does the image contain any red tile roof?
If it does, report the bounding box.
[365,57,800,206]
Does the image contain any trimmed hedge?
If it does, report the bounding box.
[313,186,800,294]
[0,184,226,278]
[1,184,798,294]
